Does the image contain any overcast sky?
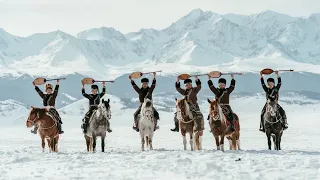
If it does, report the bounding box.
[0,0,319,36]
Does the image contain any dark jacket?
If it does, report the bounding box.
[208,79,235,104]
[35,85,59,107]
[175,79,201,104]
[82,86,106,106]
[131,79,156,103]
[261,77,281,102]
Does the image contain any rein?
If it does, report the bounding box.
[177,101,195,124]
[27,111,57,130]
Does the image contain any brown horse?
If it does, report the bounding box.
[26,106,59,152]
[175,97,202,151]
[207,99,240,151]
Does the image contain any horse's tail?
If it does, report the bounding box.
[146,136,149,148]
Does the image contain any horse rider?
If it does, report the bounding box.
[32,80,64,134]
[81,82,112,133]
[129,72,159,132]
[172,76,204,132]
[207,74,236,132]
[259,71,288,132]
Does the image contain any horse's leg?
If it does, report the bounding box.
[46,138,51,152]
[50,137,55,153]
[149,131,153,150]
[194,132,200,150]
[89,137,93,152]
[189,132,194,151]
[236,132,241,150]
[140,129,145,151]
[92,135,97,152]
[101,133,106,152]
[55,136,59,152]
[226,137,232,150]
[279,131,283,150]
[214,135,220,150]
[41,137,45,153]
[271,134,276,150]
[266,132,272,150]
[220,135,225,152]
[199,133,202,150]
[85,135,90,152]
[231,133,237,150]
[181,130,187,150]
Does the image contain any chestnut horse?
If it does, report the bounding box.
[207,99,240,151]
[175,97,202,151]
[26,106,59,152]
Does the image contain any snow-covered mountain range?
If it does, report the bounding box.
[1,9,320,119]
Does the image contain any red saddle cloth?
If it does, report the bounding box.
[225,113,239,129]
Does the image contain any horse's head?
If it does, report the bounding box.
[175,97,190,120]
[207,98,223,121]
[266,99,277,117]
[143,98,153,109]
[141,98,153,119]
[99,99,111,119]
[26,106,46,127]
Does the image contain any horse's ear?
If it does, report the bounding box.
[107,98,110,103]
[175,97,177,102]
[184,96,188,101]
[30,106,35,109]
[207,98,211,104]
[102,99,104,103]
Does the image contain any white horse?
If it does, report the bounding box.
[84,99,111,152]
[139,98,155,151]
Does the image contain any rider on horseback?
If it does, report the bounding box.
[32,80,64,134]
[172,76,204,132]
[207,74,236,132]
[259,71,288,132]
[81,82,112,133]
[129,72,159,132]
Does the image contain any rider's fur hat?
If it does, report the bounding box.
[184,79,192,84]
[45,84,53,90]
[91,84,98,89]
[218,78,226,84]
[267,78,275,83]
[141,78,149,83]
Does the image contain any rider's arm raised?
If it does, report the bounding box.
[175,81,186,95]
[207,80,219,95]
[35,86,45,99]
[82,88,91,99]
[150,78,156,92]
[276,75,282,90]
[260,77,268,92]
[53,85,59,98]
[131,80,141,93]
[100,85,106,97]
[227,79,235,94]
[194,78,202,93]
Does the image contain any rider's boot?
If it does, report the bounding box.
[154,119,159,131]
[107,121,112,133]
[57,123,64,134]
[31,125,38,134]
[259,115,265,132]
[82,117,89,133]
[283,119,288,130]
[170,121,179,132]
[132,116,139,132]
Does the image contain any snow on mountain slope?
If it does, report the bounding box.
[1,9,320,79]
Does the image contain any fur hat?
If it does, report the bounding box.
[218,78,226,84]
[267,78,275,83]
[91,84,98,89]
[141,78,149,83]
[184,79,192,84]
[45,84,53,90]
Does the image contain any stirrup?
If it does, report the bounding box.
[259,128,265,133]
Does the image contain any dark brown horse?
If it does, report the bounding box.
[26,106,59,152]
[207,99,240,151]
[175,97,201,151]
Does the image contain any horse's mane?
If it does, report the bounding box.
[30,108,47,119]
[209,100,226,122]
[177,98,190,120]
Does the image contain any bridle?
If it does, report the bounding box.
[176,99,194,123]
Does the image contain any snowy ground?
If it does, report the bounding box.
[1,105,320,180]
